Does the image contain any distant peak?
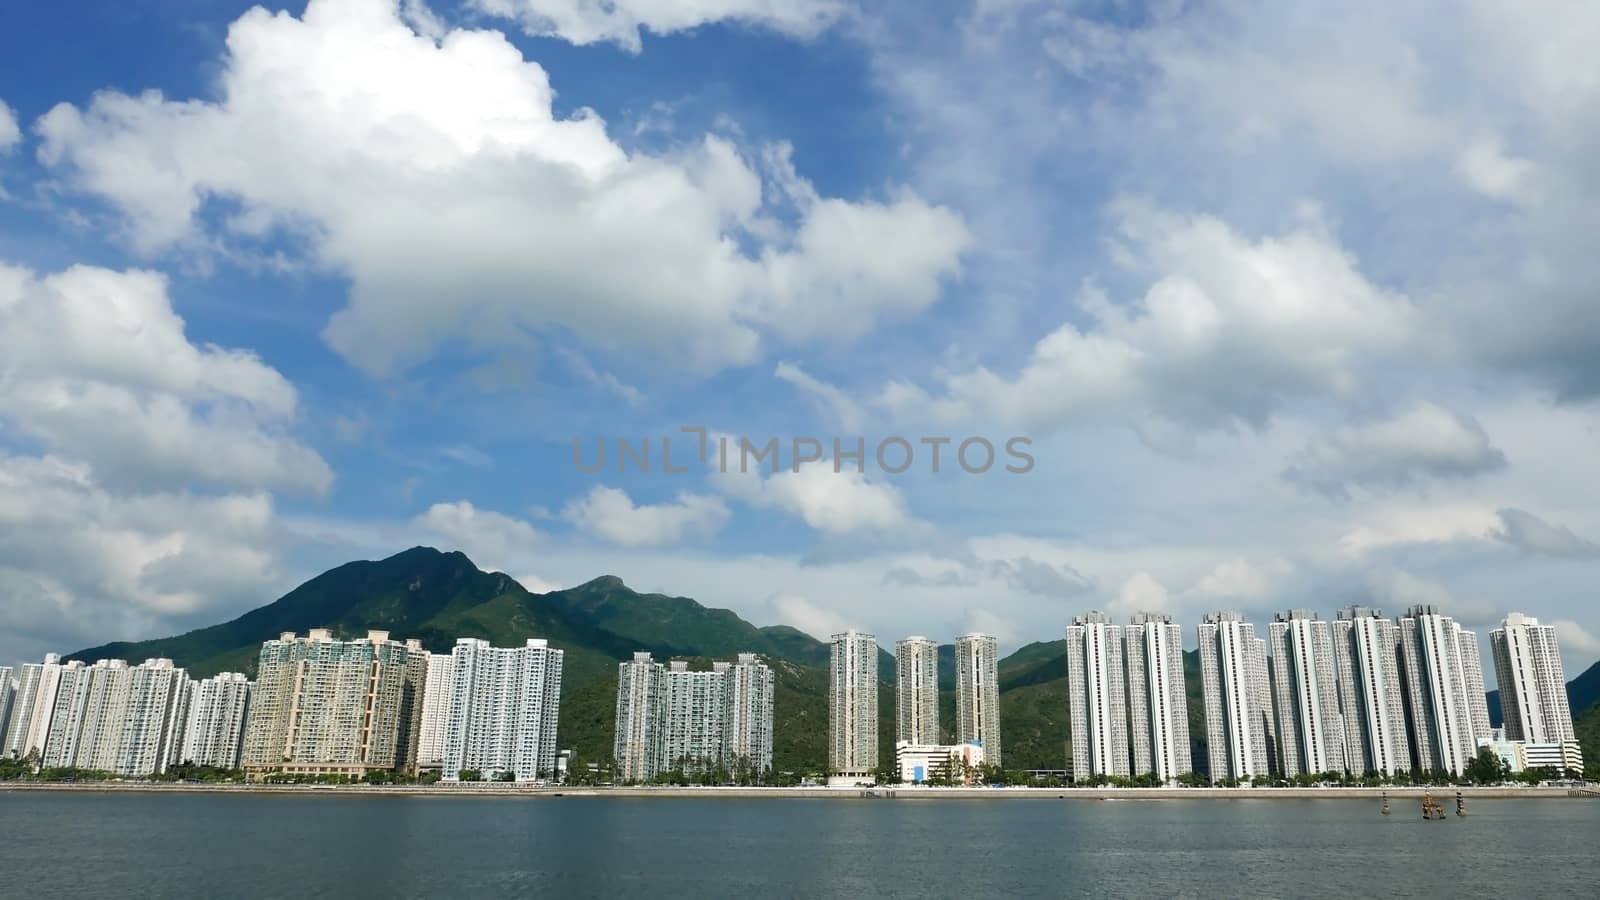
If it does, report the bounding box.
[579,574,628,591]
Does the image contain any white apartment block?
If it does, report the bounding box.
[0,667,15,747]
[613,651,774,782]
[722,653,774,779]
[39,658,190,777]
[180,673,253,769]
[895,740,985,784]
[1197,612,1275,783]
[614,652,663,783]
[443,638,564,782]
[830,630,879,778]
[657,661,728,774]
[1331,607,1410,776]
[1268,610,1348,778]
[1396,606,1489,776]
[417,652,455,770]
[1126,613,1193,783]
[242,629,429,779]
[1491,613,1575,744]
[4,654,67,761]
[955,633,1001,765]
[1066,612,1129,782]
[895,636,940,745]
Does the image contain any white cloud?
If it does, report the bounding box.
[0,453,285,659]
[0,99,19,152]
[1193,558,1293,600]
[37,0,965,379]
[412,500,542,572]
[774,360,865,431]
[0,261,331,495]
[1456,136,1537,202]
[473,0,847,52]
[714,460,916,535]
[1493,508,1600,560]
[1111,572,1170,617]
[1285,404,1507,497]
[562,485,730,547]
[1550,619,1600,658]
[1339,504,1504,555]
[881,203,1412,435]
[761,591,856,641]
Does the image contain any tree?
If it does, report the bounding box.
[1463,747,1510,785]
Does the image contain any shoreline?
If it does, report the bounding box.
[1,782,1591,800]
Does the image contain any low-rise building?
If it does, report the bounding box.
[895,741,985,784]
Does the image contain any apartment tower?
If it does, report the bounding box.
[1331,607,1410,776]
[829,630,879,779]
[1066,612,1129,782]
[443,638,564,782]
[895,636,940,745]
[955,633,1001,765]
[1490,613,1576,745]
[1268,610,1348,778]
[1126,613,1193,783]
[1197,612,1275,783]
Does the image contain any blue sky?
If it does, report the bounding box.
[2,0,1599,682]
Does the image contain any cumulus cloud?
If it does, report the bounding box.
[473,0,847,52]
[562,485,730,547]
[1339,504,1504,555]
[883,553,1093,599]
[1111,572,1170,617]
[1492,508,1600,560]
[774,360,865,431]
[1192,557,1294,599]
[0,453,286,659]
[761,591,856,641]
[714,460,916,535]
[412,500,542,572]
[0,261,331,495]
[1550,619,1600,657]
[1285,404,1507,497]
[37,0,965,379]
[880,203,1412,436]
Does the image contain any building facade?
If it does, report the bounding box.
[1331,607,1410,776]
[3,654,67,761]
[614,652,663,783]
[179,673,253,769]
[722,653,775,779]
[242,629,428,779]
[829,630,879,779]
[895,636,940,746]
[657,660,728,774]
[443,638,564,783]
[1490,613,1575,744]
[1067,612,1128,782]
[38,658,189,777]
[416,652,455,771]
[0,667,15,748]
[1268,610,1347,778]
[895,740,985,784]
[1396,606,1490,776]
[1197,612,1275,783]
[1126,613,1193,783]
[955,633,1001,765]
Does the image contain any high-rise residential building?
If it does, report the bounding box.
[1268,610,1347,778]
[612,651,774,783]
[1331,607,1410,776]
[1197,612,1275,783]
[1066,612,1129,782]
[614,652,663,783]
[242,629,429,779]
[0,667,15,746]
[443,638,564,783]
[4,654,67,761]
[722,653,774,779]
[955,633,1001,766]
[829,630,879,779]
[40,658,190,777]
[895,636,940,745]
[657,660,728,774]
[1491,613,1576,745]
[417,652,455,771]
[1125,613,1193,783]
[1396,606,1490,775]
[179,673,253,769]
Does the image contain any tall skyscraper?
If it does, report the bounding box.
[1126,613,1193,783]
[614,652,663,783]
[612,651,774,782]
[417,652,456,771]
[242,629,429,779]
[0,667,15,746]
[1331,607,1410,776]
[829,630,879,778]
[1268,610,1347,777]
[722,653,774,779]
[955,633,1001,765]
[179,673,253,769]
[39,658,190,777]
[443,638,564,782]
[895,636,940,745]
[1066,612,1129,782]
[1491,613,1576,744]
[657,660,729,774]
[1396,606,1490,775]
[1197,612,1274,783]
[3,654,67,761]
